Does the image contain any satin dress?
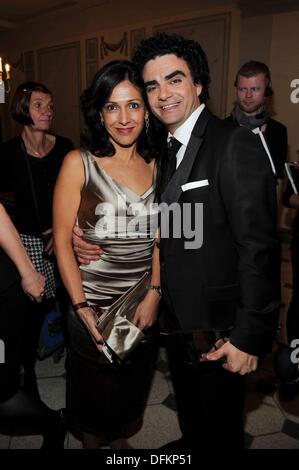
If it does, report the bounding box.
[77,150,158,307]
[67,150,159,440]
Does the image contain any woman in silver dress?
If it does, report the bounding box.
[53,61,161,448]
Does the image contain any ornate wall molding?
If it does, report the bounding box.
[130,28,146,57]
[37,42,81,145]
[100,32,128,60]
[85,37,99,86]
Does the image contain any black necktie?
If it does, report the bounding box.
[166,137,182,183]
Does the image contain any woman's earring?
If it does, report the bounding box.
[145,116,150,134]
[99,113,104,126]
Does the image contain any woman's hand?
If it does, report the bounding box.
[132,290,160,331]
[21,268,46,302]
[76,306,104,351]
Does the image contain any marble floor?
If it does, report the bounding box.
[1,239,299,450]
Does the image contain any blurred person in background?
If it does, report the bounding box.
[0,202,66,448]
[0,81,74,397]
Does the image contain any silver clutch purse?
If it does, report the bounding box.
[95,271,151,363]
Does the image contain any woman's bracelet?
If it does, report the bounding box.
[72,301,89,312]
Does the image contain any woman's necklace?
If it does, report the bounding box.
[22,135,47,158]
[27,146,43,157]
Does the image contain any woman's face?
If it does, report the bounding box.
[101,80,147,147]
[28,91,54,131]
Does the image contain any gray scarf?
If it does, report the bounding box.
[231,104,269,130]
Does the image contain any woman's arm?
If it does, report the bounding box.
[282,181,299,210]
[289,194,299,210]
[0,203,45,301]
[133,229,161,331]
[53,150,103,348]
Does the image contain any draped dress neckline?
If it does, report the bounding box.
[89,153,156,201]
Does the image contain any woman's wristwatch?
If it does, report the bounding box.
[148,285,162,297]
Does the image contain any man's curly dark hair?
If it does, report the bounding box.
[132,32,211,102]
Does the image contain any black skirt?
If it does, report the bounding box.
[66,308,159,441]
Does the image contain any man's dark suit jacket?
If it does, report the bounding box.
[159,107,281,357]
[226,114,288,179]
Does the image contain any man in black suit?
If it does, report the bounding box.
[228,62,295,400]
[227,61,287,190]
[132,33,280,449]
[73,34,280,449]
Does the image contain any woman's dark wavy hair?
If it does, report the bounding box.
[11,81,52,125]
[80,60,162,160]
[132,32,211,102]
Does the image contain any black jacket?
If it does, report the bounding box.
[226,115,287,179]
[159,108,280,356]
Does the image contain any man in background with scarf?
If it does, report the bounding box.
[228,62,299,400]
[227,61,287,196]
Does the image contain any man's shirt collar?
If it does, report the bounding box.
[167,103,205,146]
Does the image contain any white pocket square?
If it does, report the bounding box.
[181,179,209,192]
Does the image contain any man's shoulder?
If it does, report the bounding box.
[206,112,242,136]
[267,117,287,132]
[223,114,234,123]
[196,111,254,155]
[193,107,250,142]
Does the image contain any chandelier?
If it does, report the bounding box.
[0,57,11,104]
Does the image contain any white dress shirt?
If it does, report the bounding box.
[167,103,205,169]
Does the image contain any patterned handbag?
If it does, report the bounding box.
[19,233,56,299]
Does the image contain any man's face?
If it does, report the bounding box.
[236,73,267,115]
[142,54,202,133]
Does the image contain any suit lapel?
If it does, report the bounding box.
[157,139,169,202]
[160,107,212,204]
